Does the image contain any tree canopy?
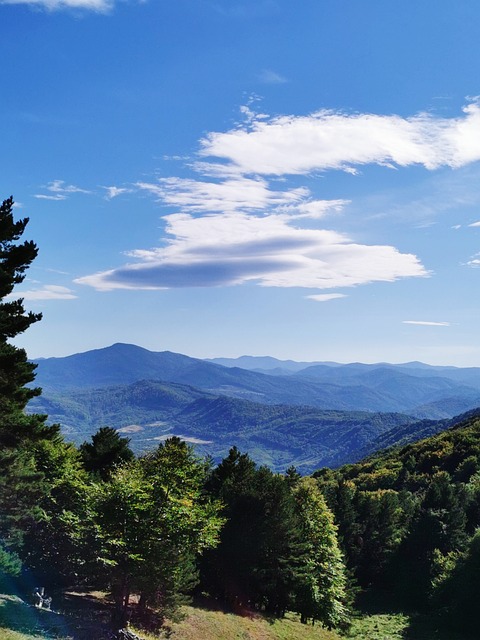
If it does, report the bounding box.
[0,197,59,576]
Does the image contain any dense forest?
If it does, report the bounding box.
[315,409,480,635]
[1,195,480,638]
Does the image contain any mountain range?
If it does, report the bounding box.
[27,343,480,473]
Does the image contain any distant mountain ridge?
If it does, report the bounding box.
[25,343,480,472]
[205,355,332,373]
[209,354,480,388]
[32,343,480,418]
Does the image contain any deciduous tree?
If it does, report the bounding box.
[91,437,223,628]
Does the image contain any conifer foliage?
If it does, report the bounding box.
[0,196,56,446]
[0,196,58,575]
[200,448,351,628]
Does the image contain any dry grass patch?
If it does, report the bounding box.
[154,605,342,640]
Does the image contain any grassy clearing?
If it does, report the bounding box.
[4,591,475,640]
[0,591,115,640]
[154,604,342,640]
[346,613,409,640]
[0,592,342,640]
[345,609,478,640]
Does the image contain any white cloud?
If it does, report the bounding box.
[199,101,480,176]
[35,180,90,200]
[306,293,347,302]
[403,320,450,327]
[467,253,480,267]
[258,69,288,84]
[34,194,67,201]
[468,220,480,227]
[46,180,90,194]
[136,177,311,214]
[0,0,113,11]
[103,186,132,199]
[81,101,478,296]
[283,199,350,219]
[75,212,427,291]
[13,285,77,301]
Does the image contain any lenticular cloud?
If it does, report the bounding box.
[76,213,428,291]
[77,100,480,294]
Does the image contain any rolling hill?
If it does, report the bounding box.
[28,378,414,473]
[32,343,480,417]
[28,343,480,473]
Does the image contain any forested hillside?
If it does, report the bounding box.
[28,380,415,472]
[314,410,480,636]
[29,374,478,474]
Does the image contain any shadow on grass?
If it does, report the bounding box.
[352,590,477,640]
[0,592,112,639]
[404,612,478,640]
[191,593,273,623]
[0,594,72,638]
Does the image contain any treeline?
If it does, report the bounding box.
[2,423,352,630]
[315,409,480,635]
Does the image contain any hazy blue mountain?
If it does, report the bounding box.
[205,355,331,373]
[28,379,414,473]
[32,343,480,418]
[295,362,480,388]
[28,343,480,472]
[29,344,410,412]
[33,343,219,391]
[214,356,480,391]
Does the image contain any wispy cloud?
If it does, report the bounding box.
[468,220,480,227]
[47,180,90,194]
[258,69,288,84]
[35,179,90,200]
[0,0,113,12]
[13,285,77,301]
[136,177,311,214]
[75,212,428,291]
[403,320,451,327]
[34,194,67,201]
[306,293,347,302]
[467,253,480,267]
[103,186,132,200]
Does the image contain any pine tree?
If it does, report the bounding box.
[0,196,57,448]
[201,449,310,616]
[80,426,134,480]
[0,196,58,574]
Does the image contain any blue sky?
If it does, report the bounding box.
[2,0,480,365]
